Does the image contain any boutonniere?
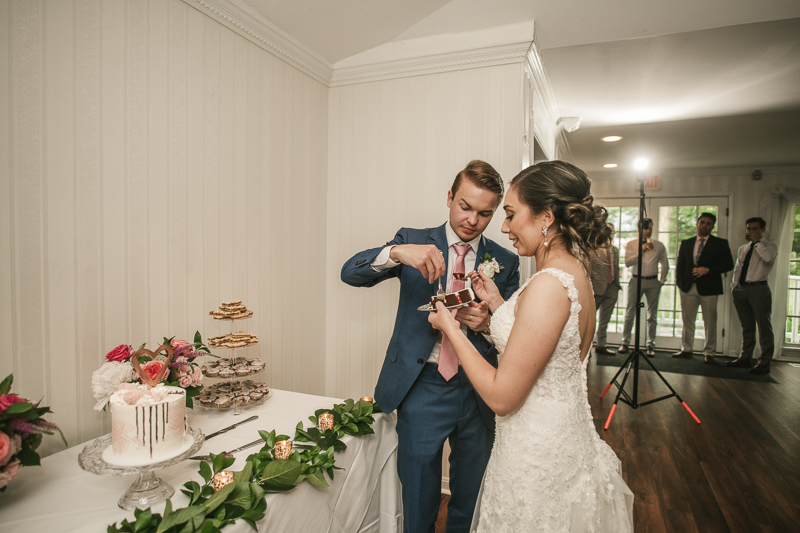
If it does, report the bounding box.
[478,253,504,280]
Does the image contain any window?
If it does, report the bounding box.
[786,206,800,344]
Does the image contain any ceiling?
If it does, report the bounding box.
[243,0,800,174]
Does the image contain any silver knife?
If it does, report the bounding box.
[189,438,264,461]
[204,415,258,440]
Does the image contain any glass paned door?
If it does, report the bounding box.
[601,196,729,352]
[787,205,800,344]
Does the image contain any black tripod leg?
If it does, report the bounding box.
[600,350,636,398]
[603,358,634,430]
[636,353,702,424]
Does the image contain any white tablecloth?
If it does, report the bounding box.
[0,389,402,533]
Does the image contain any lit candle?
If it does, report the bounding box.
[318,413,334,432]
[274,439,293,459]
[359,396,374,404]
[213,471,234,492]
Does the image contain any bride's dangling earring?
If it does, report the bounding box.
[542,225,549,247]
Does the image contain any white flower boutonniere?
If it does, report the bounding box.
[478,252,504,280]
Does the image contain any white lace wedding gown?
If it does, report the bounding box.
[471,268,634,533]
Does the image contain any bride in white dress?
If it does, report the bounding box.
[429,161,634,532]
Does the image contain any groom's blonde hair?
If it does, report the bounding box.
[450,160,504,205]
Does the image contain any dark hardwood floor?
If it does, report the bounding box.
[435,359,800,532]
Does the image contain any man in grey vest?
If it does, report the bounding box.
[591,225,620,355]
[727,217,777,374]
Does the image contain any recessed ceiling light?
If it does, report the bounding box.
[603,163,618,168]
[602,136,622,142]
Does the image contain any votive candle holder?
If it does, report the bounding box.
[359,396,374,404]
[318,413,334,432]
[213,471,234,492]
[274,440,293,459]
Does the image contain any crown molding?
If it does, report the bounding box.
[182,0,333,85]
[330,21,535,87]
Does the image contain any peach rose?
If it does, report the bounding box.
[141,360,166,383]
[0,433,11,465]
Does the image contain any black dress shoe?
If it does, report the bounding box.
[726,358,753,368]
[646,346,656,357]
[704,355,715,364]
[617,344,629,354]
[595,346,616,355]
[750,364,771,375]
[672,350,693,359]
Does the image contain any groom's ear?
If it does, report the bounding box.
[446,189,454,207]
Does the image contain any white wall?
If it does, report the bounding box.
[592,168,800,357]
[325,63,525,401]
[0,0,328,457]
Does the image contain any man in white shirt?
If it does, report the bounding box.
[617,218,669,357]
[727,217,778,374]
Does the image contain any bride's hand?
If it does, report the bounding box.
[428,301,460,335]
[468,270,504,312]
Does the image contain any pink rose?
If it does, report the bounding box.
[170,339,191,352]
[106,344,133,362]
[178,374,192,388]
[123,390,145,405]
[191,367,203,387]
[0,395,25,413]
[175,356,188,365]
[0,460,21,489]
[141,361,166,383]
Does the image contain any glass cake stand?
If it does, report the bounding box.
[78,427,204,510]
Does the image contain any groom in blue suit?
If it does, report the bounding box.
[341,161,520,533]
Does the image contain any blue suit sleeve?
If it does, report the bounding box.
[340,229,407,288]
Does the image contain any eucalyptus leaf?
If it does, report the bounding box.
[0,374,12,395]
[234,462,253,483]
[156,506,206,533]
[199,461,212,484]
[202,483,234,513]
[306,468,329,488]
[4,402,33,414]
[133,507,152,533]
[259,459,302,487]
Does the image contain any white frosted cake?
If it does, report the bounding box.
[110,383,187,462]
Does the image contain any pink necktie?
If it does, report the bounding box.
[438,244,471,381]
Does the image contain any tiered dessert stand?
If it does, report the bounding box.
[198,301,271,415]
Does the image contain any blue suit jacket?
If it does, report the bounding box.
[340,224,521,428]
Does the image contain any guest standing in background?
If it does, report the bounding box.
[727,217,777,374]
[617,218,669,357]
[591,225,620,355]
[674,213,734,363]
[341,160,520,533]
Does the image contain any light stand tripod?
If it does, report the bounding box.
[600,178,701,428]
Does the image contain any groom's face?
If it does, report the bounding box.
[447,180,500,242]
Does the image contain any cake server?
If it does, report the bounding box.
[189,438,263,461]
[204,415,258,440]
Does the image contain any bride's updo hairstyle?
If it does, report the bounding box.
[509,161,612,262]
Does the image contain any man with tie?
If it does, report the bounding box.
[618,218,669,357]
[727,217,777,374]
[591,225,620,355]
[341,160,520,533]
[674,212,734,363]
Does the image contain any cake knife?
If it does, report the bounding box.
[204,415,258,440]
[189,438,263,461]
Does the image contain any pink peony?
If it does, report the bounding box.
[0,395,25,413]
[141,361,166,383]
[106,344,133,362]
[0,460,21,489]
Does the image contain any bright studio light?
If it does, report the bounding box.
[603,163,618,168]
[602,136,622,142]
[633,158,649,171]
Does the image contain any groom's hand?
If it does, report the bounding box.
[390,244,446,284]
[455,301,490,332]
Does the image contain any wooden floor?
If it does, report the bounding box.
[435,358,800,532]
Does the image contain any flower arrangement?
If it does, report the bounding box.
[0,374,66,492]
[478,252,504,280]
[92,331,215,410]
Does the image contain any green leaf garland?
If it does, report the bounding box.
[108,398,382,533]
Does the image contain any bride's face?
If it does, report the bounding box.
[501,187,546,257]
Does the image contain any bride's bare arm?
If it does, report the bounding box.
[428,274,571,416]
